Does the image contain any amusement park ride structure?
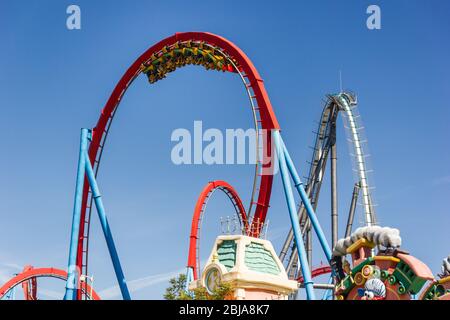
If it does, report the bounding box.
[62,31,333,300]
[0,266,99,300]
[279,92,377,285]
[0,32,448,300]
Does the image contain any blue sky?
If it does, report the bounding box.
[0,0,449,299]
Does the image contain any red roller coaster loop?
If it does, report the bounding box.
[0,267,100,300]
[75,32,280,298]
[21,265,37,300]
[187,180,248,280]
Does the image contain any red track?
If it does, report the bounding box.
[21,265,37,300]
[0,267,100,300]
[297,265,332,283]
[187,180,248,280]
[75,32,281,298]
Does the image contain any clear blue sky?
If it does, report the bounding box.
[0,0,449,299]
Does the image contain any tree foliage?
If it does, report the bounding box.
[164,274,234,300]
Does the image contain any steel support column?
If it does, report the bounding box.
[185,267,194,292]
[85,152,131,300]
[273,130,315,300]
[280,138,332,261]
[65,128,130,300]
[345,182,360,238]
[330,120,338,249]
[64,129,89,300]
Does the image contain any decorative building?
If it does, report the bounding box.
[189,235,298,300]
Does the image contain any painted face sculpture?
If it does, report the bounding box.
[358,278,386,300]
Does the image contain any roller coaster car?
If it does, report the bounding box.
[141,41,236,84]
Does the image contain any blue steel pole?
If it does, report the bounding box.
[84,152,131,300]
[280,138,332,261]
[322,275,334,300]
[185,267,194,291]
[185,267,195,297]
[64,128,89,300]
[273,130,315,300]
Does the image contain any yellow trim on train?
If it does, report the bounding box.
[373,256,400,263]
[346,238,375,254]
[438,276,450,284]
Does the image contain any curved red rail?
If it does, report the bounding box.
[297,265,332,283]
[75,32,281,297]
[187,180,248,280]
[21,265,37,300]
[0,267,100,300]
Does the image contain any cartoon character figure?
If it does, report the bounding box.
[358,278,386,300]
[343,259,351,275]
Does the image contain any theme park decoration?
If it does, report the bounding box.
[331,226,434,300]
[419,256,450,300]
[358,278,386,300]
[188,235,298,300]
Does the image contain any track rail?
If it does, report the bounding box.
[280,92,376,280]
[74,32,280,298]
[0,267,100,300]
[280,99,338,277]
[187,180,248,280]
[337,93,376,226]
[297,264,332,284]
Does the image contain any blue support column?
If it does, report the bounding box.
[185,267,194,291]
[3,287,16,300]
[322,275,334,300]
[64,129,89,300]
[281,138,332,261]
[65,128,130,300]
[185,267,195,297]
[273,130,315,300]
[84,152,131,300]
